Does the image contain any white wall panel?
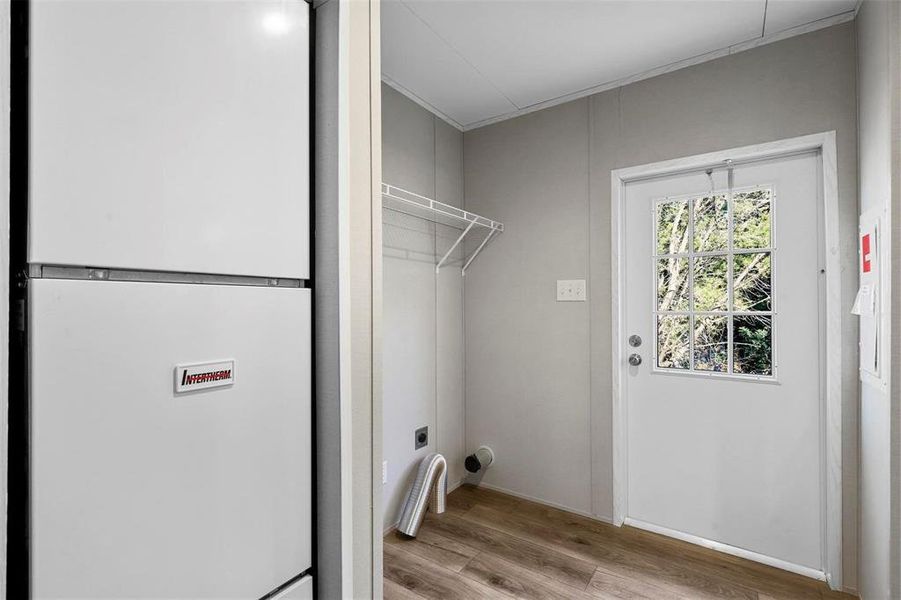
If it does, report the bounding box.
[382,84,438,529]
[856,2,898,597]
[29,1,309,278]
[464,99,593,515]
[435,118,466,491]
[382,211,437,528]
[381,84,465,529]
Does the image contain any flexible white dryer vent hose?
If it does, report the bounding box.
[397,453,447,537]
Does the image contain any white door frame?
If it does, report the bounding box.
[610,132,842,590]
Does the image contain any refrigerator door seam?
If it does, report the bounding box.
[28,264,311,288]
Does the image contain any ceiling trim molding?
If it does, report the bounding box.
[381,74,466,131]
[458,9,856,132]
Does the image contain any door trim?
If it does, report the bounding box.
[610,132,842,590]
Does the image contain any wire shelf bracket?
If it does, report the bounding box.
[381,182,504,275]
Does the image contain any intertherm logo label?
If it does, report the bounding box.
[174,360,235,393]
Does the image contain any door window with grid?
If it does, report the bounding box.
[654,187,774,377]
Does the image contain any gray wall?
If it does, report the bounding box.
[464,99,593,513]
[857,2,901,598]
[313,1,342,597]
[381,83,466,530]
[463,23,860,588]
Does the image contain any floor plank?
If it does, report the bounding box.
[384,577,427,600]
[383,543,512,600]
[460,486,826,600]
[447,484,523,513]
[422,512,597,589]
[384,528,479,573]
[462,487,829,600]
[461,552,597,600]
[384,486,857,600]
[587,566,687,600]
[460,490,817,600]
[818,589,859,600]
[462,503,758,600]
[611,526,824,600]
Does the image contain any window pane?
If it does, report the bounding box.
[733,315,772,375]
[733,252,772,311]
[693,256,728,311]
[656,200,689,255]
[693,194,728,252]
[734,188,771,249]
[694,315,728,372]
[657,258,689,311]
[657,315,690,369]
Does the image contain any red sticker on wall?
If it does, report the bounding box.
[862,233,872,273]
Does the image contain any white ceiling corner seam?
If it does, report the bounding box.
[397,0,521,111]
[763,0,858,36]
[459,9,857,132]
[381,74,466,132]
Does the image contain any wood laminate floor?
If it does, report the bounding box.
[383,485,856,600]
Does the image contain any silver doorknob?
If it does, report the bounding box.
[629,335,642,347]
[628,353,642,366]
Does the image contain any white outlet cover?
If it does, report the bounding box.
[382,460,388,484]
[557,279,586,302]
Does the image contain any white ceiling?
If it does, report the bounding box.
[381,0,859,130]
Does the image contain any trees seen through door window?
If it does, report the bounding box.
[654,187,774,377]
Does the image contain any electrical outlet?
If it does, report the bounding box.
[382,460,388,484]
[557,279,586,302]
[415,426,428,450]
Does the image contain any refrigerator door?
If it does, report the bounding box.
[29,0,309,278]
[30,280,311,598]
[273,576,313,600]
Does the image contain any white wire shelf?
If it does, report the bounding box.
[381,183,503,232]
[381,182,504,275]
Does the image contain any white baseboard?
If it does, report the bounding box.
[475,481,613,524]
[624,517,826,582]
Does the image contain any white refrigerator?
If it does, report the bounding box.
[27,1,312,598]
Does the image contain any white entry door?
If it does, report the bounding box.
[621,151,824,573]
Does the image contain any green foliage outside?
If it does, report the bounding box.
[655,189,773,375]
[734,315,773,376]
